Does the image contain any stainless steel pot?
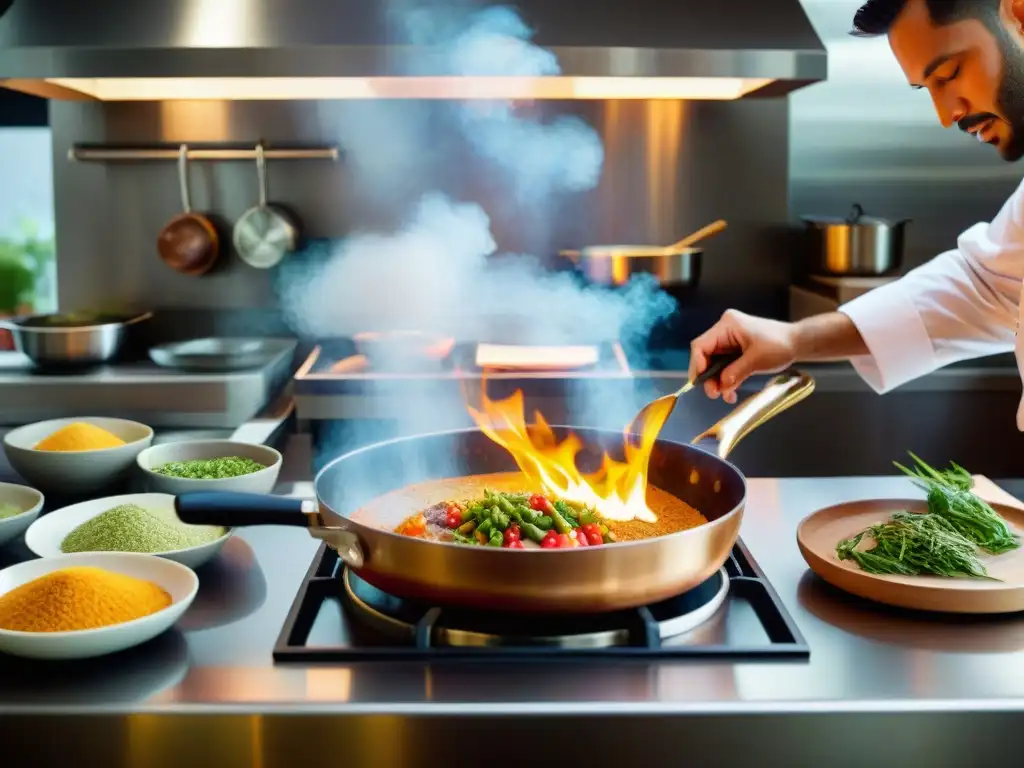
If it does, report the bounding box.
[560,245,702,289]
[1,311,152,369]
[802,204,909,277]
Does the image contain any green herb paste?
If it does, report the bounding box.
[0,502,22,520]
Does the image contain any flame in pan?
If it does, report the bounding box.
[466,384,675,522]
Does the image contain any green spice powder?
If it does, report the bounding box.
[61,503,226,554]
[0,502,22,520]
[153,456,266,480]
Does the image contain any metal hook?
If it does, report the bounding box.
[177,144,193,213]
[255,142,269,208]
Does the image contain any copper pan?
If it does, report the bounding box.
[176,370,814,613]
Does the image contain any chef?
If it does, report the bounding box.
[689,0,1024,428]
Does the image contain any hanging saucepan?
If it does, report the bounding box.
[174,368,814,614]
[156,145,221,276]
[801,203,910,277]
[232,142,300,269]
[561,219,727,289]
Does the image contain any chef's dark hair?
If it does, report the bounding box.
[851,0,999,37]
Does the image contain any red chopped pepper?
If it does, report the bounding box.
[574,528,589,547]
[582,523,603,546]
[541,530,559,549]
[402,516,426,537]
[507,540,525,549]
[445,509,463,529]
[556,533,572,548]
[529,494,554,514]
[503,525,521,546]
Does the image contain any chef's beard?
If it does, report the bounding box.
[995,30,1024,161]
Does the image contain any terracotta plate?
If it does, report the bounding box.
[797,497,1024,614]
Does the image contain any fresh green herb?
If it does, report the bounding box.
[895,453,1021,555]
[837,454,1022,579]
[0,502,22,520]
[837,511,993,579]
[61,503,225,554]
[154,456,266,480]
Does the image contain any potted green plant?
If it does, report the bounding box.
[0,222,55,350]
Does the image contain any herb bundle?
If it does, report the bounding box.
[895,453,1021,555]
[836,511,992,579]
[835,454,1021,579]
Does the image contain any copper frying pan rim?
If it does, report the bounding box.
[310,424,746,555]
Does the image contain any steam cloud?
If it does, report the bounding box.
[277,0,676,444]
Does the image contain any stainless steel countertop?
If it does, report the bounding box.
[3,435,1024,716]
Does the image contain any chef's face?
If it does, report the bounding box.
[888,0,1024,160]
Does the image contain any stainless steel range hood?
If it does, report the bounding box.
[0,0,826,101]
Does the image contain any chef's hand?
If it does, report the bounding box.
[688,310,798,404]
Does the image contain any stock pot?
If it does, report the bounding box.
[802,203,909,277]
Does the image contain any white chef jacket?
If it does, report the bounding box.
[838,176,1024,428]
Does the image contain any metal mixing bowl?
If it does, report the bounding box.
[2,311,152,369]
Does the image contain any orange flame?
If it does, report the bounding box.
[467,385,675,523]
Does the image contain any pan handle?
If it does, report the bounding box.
[691,369,815,459]
[175,492,317,528]
[174,492,367,568]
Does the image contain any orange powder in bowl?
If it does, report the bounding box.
[34,422,126,452]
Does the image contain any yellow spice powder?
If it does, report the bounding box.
[34,422,126,452]
[0,566,171,632]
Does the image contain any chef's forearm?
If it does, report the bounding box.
[791,312,869,362]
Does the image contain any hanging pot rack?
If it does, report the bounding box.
[68,143,340,163]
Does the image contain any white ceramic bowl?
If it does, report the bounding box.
[0,552,198,660]
[3,417,154,497]
[0,482,45,548]
[25,492,231,569]
[136,440,282,496]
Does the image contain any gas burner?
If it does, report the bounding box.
[342,567,730,649]
[273,540,810,661]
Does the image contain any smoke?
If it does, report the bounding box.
[277,0,678,478]
[279,192,673,347]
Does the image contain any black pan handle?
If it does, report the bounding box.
[692,351,743,386]
[175,492,311,528]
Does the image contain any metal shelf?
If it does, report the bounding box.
[68,144,340,162]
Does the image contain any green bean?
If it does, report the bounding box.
[534,515,553,531]
[496,496,517,516]
[603,530,617,543]
[549,507,574,535]
[488,527,504,547]
[521,522,547,543]
[580,511,600,525]
[490,511,510,530]
[451,531,475,545]
[457,520,477,535]
[477,518,493,536]
[516,504,541,524]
